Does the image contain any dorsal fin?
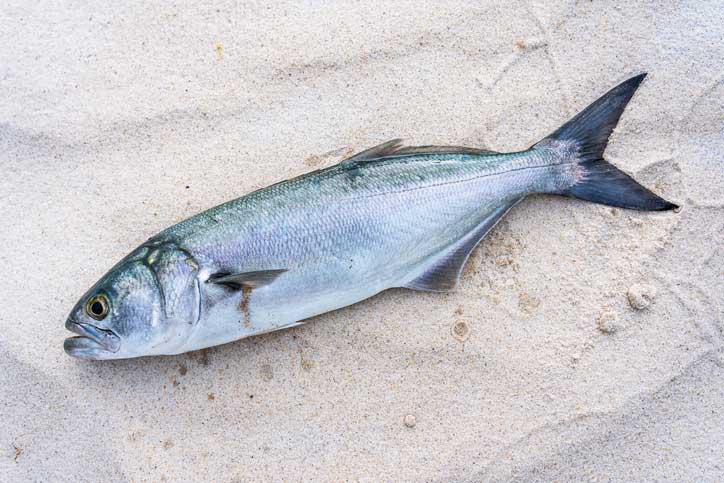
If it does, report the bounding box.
[390,145,498,156]
[342,139,404,164]
[341,139,498,166]
[402,198,522,292]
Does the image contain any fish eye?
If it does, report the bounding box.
[86,294,109,320]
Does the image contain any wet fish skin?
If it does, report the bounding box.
[64,73,677,359]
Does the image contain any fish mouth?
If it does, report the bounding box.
[64,319,121,359]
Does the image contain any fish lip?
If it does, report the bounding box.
[64,319,121,357]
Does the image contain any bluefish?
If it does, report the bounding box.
[65,74,677,359]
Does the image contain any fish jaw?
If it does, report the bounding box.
[64,319,121,359]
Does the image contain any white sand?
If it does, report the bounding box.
[1,1,723,481]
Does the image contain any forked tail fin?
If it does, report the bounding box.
[537,73,677,211]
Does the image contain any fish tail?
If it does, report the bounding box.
[536,73,678,211]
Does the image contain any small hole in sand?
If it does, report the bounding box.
[451,321,471,342]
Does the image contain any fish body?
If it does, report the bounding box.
[161,146,569,353]
[64,74,677,359]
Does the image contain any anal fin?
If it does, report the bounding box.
[402,198,523,292]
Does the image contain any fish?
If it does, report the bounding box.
[64,73,677,360]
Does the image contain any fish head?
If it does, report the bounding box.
[64,242,200,360]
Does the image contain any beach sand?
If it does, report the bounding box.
[1,1,722,481]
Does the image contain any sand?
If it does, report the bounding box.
[1,1,723,481]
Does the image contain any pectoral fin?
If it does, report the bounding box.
[207,269,288,289]
[402,198,523,292]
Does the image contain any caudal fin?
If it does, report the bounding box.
[538,73,678,211]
